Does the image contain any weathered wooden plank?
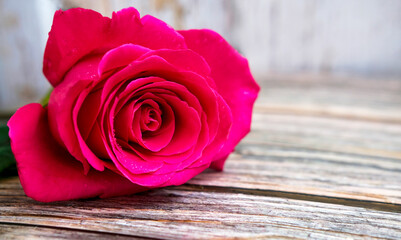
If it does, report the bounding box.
[0,223,142,240]
[188,111,401,204]
[248,113,401,159]
[189,75,401,205]
[256,75,401,122]
[186,74,401,205]
[0,177,400,240]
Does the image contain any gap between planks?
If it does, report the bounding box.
[178,184,401,213]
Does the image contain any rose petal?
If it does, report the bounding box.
[138,15,187,50]
[159,163,210,187]
[153,93,201,155]
[114,141,164,175]
[121,70,220,148]
[44,7,186,86]
[43,8,110,86]
[115,80,207,161]
[99,61,217,174]
[137,49,211,77]
[179,29,260,170]
[86,120,111,160]
[107,138,176,187]
[132,99,164,151]
[113,90,175,152]
[8,103,147,202]
[190,93,232,169]
[48,55,103,173]
[114,99,136,143]
[99,56,176,104]
[73,86,107,171]
[140,104,162,131]
[98,44,150,76]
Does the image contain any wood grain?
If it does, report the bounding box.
[1,177,401,240]
[256,74,401,122]
[189,143,401,204]
[187,75,401,205]
[0,223,143,240]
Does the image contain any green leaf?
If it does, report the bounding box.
[41,88,53,107]
[0,124,16,176]
[0,145,15,174]
[0,125,10,145]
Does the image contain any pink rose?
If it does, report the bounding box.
[8,7,259,202]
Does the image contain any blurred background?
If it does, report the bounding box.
[0,0,401,113]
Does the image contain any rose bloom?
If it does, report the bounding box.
[8,7,259,202]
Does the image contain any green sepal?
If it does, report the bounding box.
[41,88,53,107]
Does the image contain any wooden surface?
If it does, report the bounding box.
[1,74,401,239]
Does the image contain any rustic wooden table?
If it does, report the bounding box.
[1,75,400,239]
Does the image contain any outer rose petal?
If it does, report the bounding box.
[43,8,110,86]
[44,7,186,87]
[178,29,260,170]
[48,54,103,174]
[8,103,146,202]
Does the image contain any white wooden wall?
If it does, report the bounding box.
[1,0,401,112]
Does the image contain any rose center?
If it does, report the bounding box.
[138,104,162,132]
